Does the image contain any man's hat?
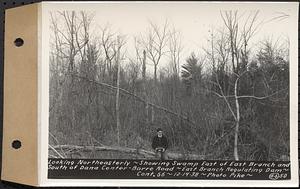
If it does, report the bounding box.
[157,128,163,132]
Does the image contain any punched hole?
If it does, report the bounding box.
[12,140,22,149]
[14,38,24,47]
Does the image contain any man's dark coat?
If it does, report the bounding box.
[152,135,168,150]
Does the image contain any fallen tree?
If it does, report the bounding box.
[49,144,205,160]
[71,74,195,125]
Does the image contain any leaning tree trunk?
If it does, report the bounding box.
[234,77,240,161]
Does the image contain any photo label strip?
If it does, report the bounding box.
[48,159,290,180]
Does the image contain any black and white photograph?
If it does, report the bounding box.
[48,2,292,162]
[46,3,296,179]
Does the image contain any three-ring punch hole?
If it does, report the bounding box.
[12,140,22,149]
[14,38,24,47]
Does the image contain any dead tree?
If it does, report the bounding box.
[132,38,149,124]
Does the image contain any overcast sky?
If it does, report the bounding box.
[47,2,297,72]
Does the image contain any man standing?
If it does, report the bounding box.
[152,128,168,160]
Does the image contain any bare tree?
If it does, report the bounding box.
[220,11,241,74]
[114,35,126,146]
[168,26,183,77]
[140,20,170,82]
[50,11,96,137]
[207,10,276,160]
[100,25,118,82]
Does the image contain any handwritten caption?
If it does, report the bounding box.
[48,159,290,180]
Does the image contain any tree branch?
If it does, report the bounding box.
[49,144,65,158]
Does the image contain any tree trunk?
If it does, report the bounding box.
[116,47,121,146]
[154,64,157,82]
[145,103,149,124]
[234,77,240,161]
[151,106,155,123]
[142,50,146,80]
[142,50,148,124]
[230,34,236,73]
